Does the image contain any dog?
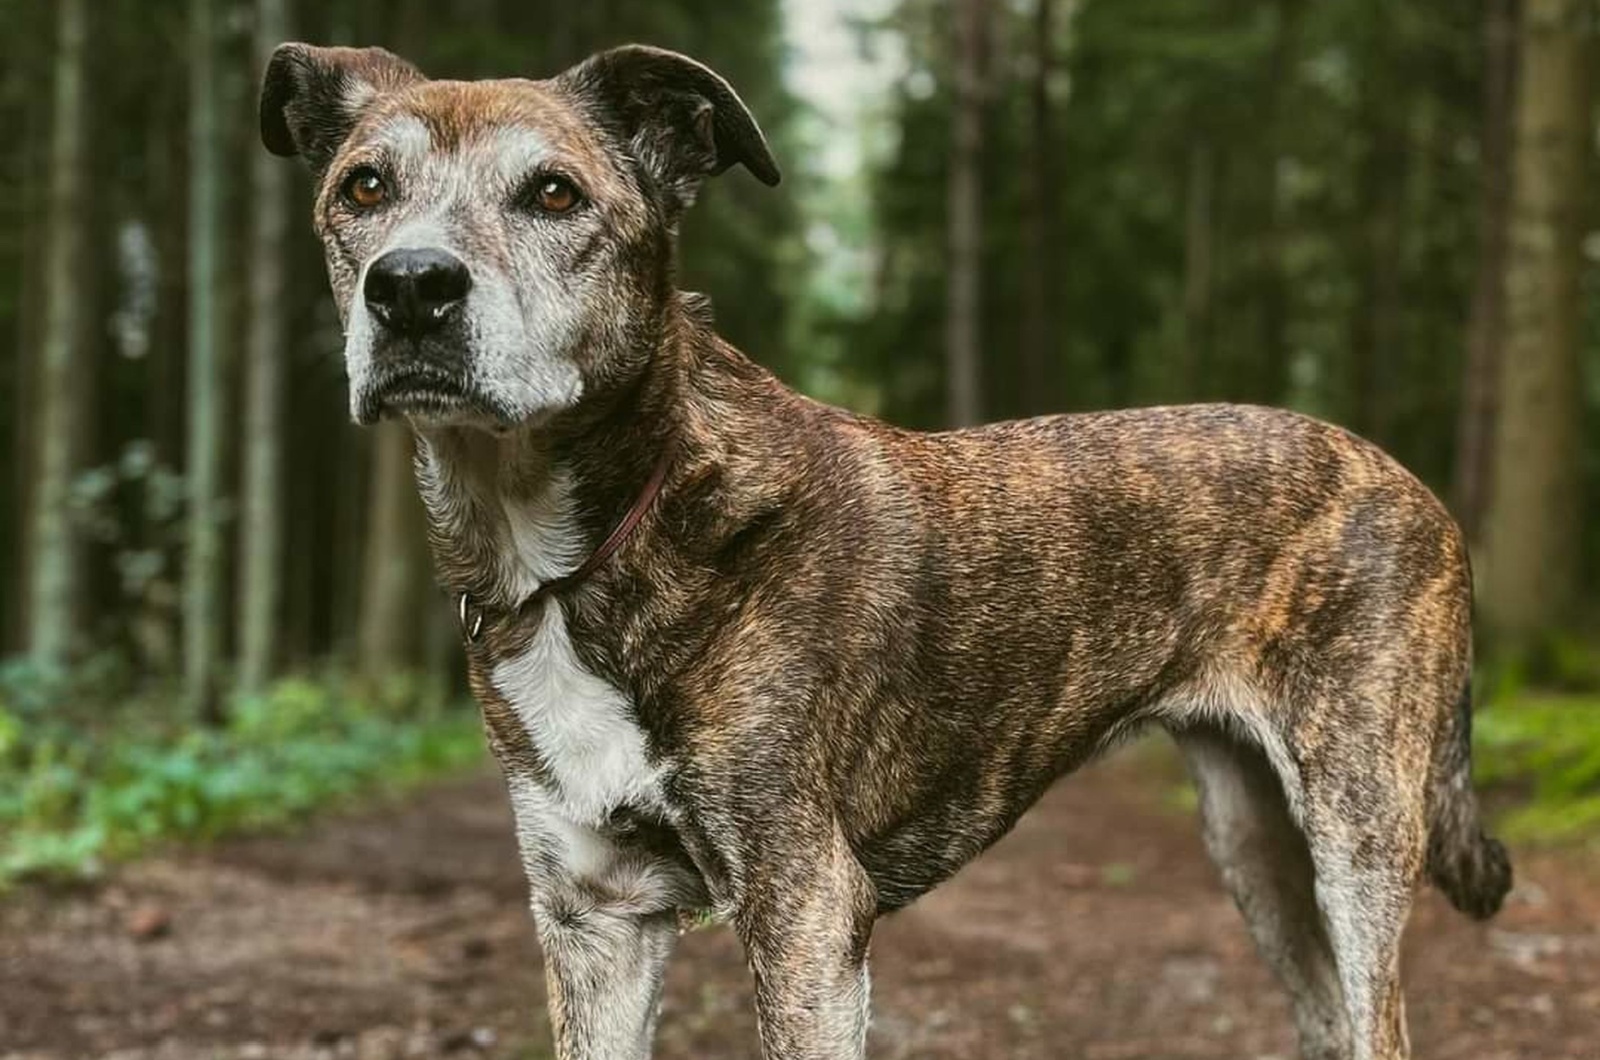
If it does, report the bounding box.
[260,42,1512,1060]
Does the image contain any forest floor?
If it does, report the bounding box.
[3,747,1597,1060]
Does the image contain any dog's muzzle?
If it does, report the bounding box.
[355,247,509,426]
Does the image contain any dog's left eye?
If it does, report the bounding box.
[524,176,583,215]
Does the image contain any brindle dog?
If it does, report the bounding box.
[261,42,1512,1060]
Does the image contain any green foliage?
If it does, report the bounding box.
[1475,696,1600,844]
[0,669,483,887]
[1482,632,1600,695]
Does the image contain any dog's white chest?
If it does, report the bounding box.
[490,602,662,827]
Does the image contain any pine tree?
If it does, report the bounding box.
[238,0,291,696]
[1480,0,1591,646]
[946,0,991,427]
[25,0,88,672]
[185,0,225,721]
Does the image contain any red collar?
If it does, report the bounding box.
[457,446,674,642]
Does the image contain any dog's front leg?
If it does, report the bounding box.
[530,897,678,1060]
[734,823,877,1060]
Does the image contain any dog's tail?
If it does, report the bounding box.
[1425,679,1512,919]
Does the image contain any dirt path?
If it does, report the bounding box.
[3,749,1596,1060]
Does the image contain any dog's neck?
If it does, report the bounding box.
[411,302,702,613]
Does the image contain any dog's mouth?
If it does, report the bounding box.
[356,362,511,428]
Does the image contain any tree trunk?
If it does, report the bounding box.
[237,0,290,697]
[1348,9,1407,444]
[358,422,428,679]
[1180,138,1214,400]
[1452,0,1519,543]
[146,77,187,472]
[945,0,990,428]
[1344,92,1408,438]
[25,0,88,671]
[8,55,47,656]
[331,426,369,663]
[1256,0,1305,406]
[1479,0,1590,646]
[185,0,226,722]
[1017,0,1055,416]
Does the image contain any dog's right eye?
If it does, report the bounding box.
[341,167,389,210]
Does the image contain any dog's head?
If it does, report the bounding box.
[260,43,779,429]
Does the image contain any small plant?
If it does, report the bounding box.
[0,668,483,887]
[1474,695,1600,843]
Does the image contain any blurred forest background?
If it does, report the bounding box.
[1,0,1598,885]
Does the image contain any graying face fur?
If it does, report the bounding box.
[321,104,641,430]
[260,43,781,434]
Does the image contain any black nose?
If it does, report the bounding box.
[363,248,472,336]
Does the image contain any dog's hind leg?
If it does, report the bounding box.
[1175,725,1351,1060]
[1289,689,1434,1060]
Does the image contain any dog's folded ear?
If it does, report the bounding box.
[560,45,781,212]
[260,43,424,173]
